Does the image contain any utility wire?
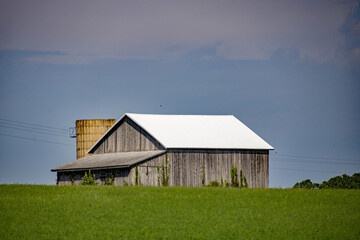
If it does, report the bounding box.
[0,118,68,132]
[271,157,360,166]
[0,121,67,134]
[270,153,360,162]
[0,133,73,147]
[271,167,345,174]
[0,124,68,137]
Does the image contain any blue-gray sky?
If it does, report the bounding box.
[0,0,359,187]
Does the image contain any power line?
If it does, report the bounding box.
[0,118,68,132]
[0,119,68,133]
[271,167,345,174]
[271,157,360,166]
[0,120,67,134]
[0,124,68,137]
[270,153,360,162]
[0,133,73,147]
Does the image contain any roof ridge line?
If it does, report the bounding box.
[126,113,234,117]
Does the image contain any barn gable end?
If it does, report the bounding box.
[90,116,165,154]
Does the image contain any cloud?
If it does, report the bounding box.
[340,0,360,68]
[0,0,355,62]
[0,49,67,64]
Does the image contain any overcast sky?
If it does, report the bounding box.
[0,0,359,187]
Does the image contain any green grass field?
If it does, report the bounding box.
[0,185,359,239]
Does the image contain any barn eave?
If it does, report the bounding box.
[51,150,166,172]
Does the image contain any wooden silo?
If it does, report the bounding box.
[76,119,115,159]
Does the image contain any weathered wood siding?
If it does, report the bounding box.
[92,116,165,154]
[57,154,166,186]
[57,150,268,188]
[57,168,131,186]
[167,149,269,188]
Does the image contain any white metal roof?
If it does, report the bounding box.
[89,113,273,151]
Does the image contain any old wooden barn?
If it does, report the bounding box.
[52,113,273,187]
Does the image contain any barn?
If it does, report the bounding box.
[52,113,273,187]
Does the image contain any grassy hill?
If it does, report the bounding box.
[1,185,359,239]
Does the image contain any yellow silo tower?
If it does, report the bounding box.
[75,119,115,159]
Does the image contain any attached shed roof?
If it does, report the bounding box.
[89,113,273,152]
[51,150,165,172]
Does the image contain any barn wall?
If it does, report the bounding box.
[92,116,165,154]
[57,150,268,188]
[56,154,166,186]
[57,168,131,186]
[167,149,269,188]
